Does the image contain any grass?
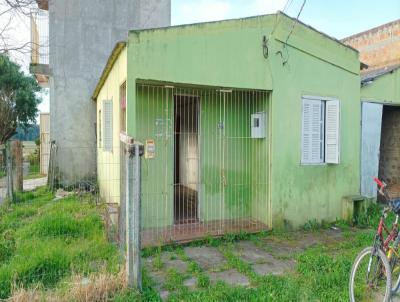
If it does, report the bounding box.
[139,203,387,302]
[24,162,44,180]
[0,187,388,301]
[0,187,122,300]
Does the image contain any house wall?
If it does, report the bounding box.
[96,48,127,204]
[126,13,361,229]
[48,0,171,183]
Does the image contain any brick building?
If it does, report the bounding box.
[342,19,400,72]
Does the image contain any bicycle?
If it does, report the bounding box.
[349,177,400,302]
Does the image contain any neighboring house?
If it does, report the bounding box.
[30,0,171,183]
[359,66,400,198]
[342,19,400,198]
[342,19,400,72]
[92,12,361,246]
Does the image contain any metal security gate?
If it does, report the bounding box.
[136,83,269,246]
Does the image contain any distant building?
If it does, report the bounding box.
[344,19,400,198]
[342,19,400,72]
[30,0,171,183]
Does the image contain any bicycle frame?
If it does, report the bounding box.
[377,213,398,251]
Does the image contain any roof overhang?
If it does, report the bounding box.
[91,41,126,101]
[361,64,400,86]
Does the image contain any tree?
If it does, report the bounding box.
[0,53,41,145]
[0,0,38,54]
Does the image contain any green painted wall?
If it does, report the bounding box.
[126,13,361,229]
[361,68,400,104]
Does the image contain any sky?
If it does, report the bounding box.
[3,0,400,115]
[172,0,400,39]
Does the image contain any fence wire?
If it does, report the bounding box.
[0,141,124,300]
[134,84,270,247]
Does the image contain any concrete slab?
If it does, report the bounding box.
[164,259,188,274]
[183,277,197,290]
[252,260,295,276]
[208,269,250,287]
[184,246,227,271]
[233,241,277,264]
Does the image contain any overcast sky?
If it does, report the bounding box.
[3,0,400,115]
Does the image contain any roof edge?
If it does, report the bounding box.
[277,11,358,53]
[91,41,126,101]
[342,18,400,42]
[361,64,400,85]
[128,11,358,53]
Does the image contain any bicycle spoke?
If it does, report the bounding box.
[353,253,389,301]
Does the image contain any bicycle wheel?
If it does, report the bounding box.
[349,247,392,302]
[389,251,400,294]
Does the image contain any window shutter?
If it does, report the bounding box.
[302,98,324,164]
[325,99,340,164]
[103,100,113,152]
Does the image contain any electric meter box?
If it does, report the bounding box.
[251,112,266,139]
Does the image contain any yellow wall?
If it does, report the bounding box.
[96,47,127,204]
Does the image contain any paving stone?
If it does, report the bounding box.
[252,260,295,276]
[184,246,227,271]
[148,271,166,288]
[233,241,277,264]
[159,290,170,301]
[208,269,250,286]
[262,239,303,257]
[183,276,197,289]
[164,258,188,274]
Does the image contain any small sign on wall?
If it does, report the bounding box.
[145,139,156,159]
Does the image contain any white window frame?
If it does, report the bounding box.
[301,95,340,165]
[103,99,113,152]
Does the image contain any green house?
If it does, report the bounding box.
[92,12,361,246]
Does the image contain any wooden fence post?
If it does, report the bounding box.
[12,141,23,192]
[5,143,14,201]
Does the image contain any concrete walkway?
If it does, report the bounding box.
[143,228,349,300]
[0,177,47,205]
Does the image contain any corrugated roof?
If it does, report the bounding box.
[361,64,400,85]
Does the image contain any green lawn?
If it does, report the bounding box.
[24,162,43,180]
[0,187,386,301]
[0,188,129,300]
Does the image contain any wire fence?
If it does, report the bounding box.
[0,83,271,298]
[30,9,49,65]
[133,84,270,247]
[0,141,125,300]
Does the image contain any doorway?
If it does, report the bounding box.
[174,95,199,224]
[378,106,400,198]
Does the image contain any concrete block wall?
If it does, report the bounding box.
[379,106,400,184]
[48,0,171,182]
[342,19,400,70]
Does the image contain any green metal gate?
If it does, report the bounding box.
[136,83,269,246]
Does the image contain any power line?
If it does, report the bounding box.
[279,0,307,65]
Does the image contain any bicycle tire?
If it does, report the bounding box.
[390,254,400,294]
[349,247,392,302]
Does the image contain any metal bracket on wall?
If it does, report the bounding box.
[127,143,144,158]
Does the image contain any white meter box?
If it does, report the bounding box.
[251,112,266,138]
